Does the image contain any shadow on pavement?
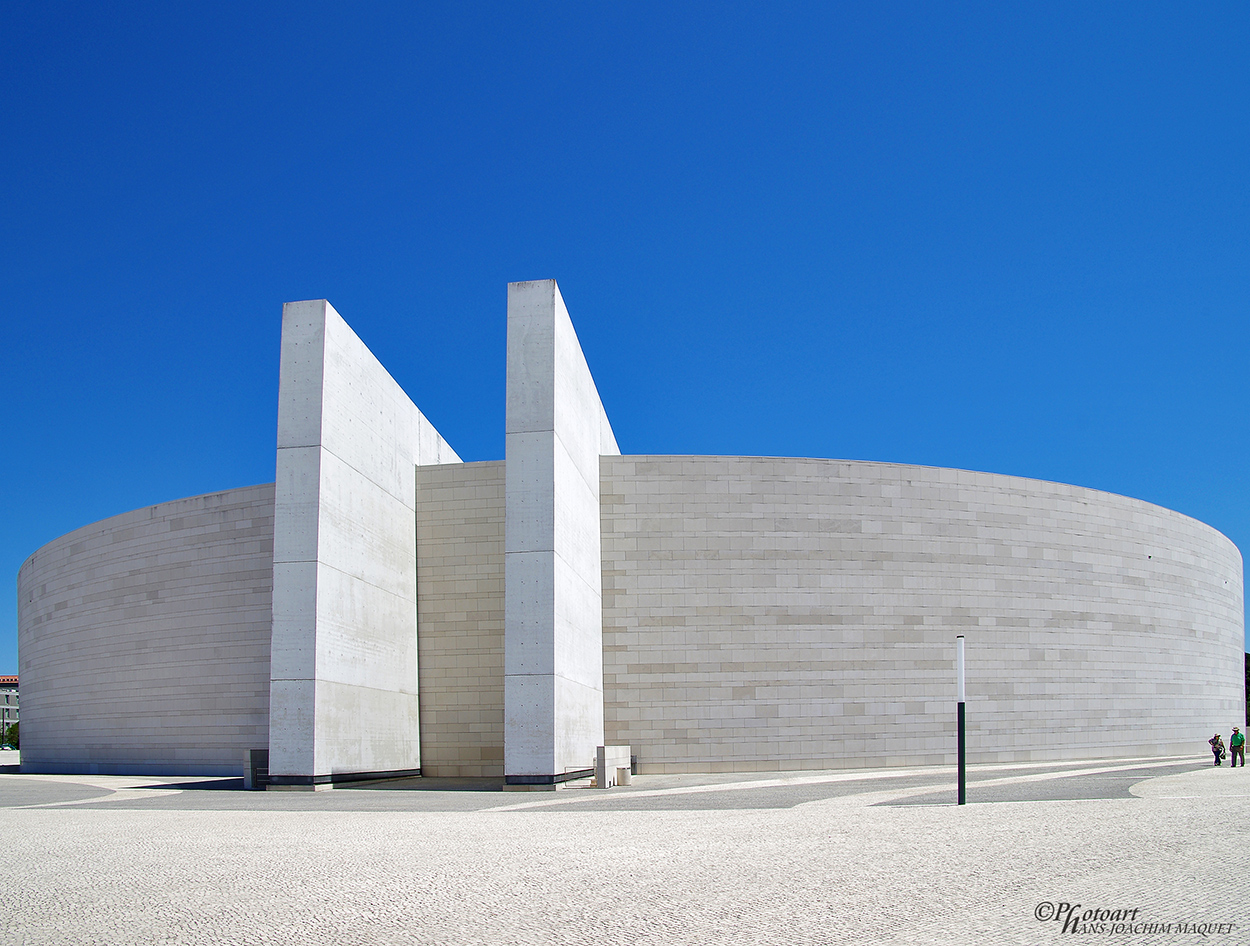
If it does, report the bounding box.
[878,761,1207,806]
[140,778,245,792]
[342,777,505,792]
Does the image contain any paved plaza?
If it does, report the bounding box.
[4,755,1248,945]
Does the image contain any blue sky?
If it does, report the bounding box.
[3,2,1248,671]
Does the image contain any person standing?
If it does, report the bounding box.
[1231,727,1245,768]
[1210,733,1225,766]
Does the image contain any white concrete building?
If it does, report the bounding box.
[17,281,1246,785]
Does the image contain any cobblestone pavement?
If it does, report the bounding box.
[4,756,1247,945]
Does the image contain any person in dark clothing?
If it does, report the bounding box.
[1210,733,1226,766]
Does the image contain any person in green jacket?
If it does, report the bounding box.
[1231,727,1245,768]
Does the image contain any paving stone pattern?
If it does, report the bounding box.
[5,758,1246,945]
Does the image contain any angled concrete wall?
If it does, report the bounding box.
[18,485,275,776]
[270,299,460,787]
[415,461,506,777]
[601,456,1245,772]
[504,280,620,782]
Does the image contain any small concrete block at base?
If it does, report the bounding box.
[596,745,630,788]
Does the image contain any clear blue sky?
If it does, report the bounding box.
[3,2,1248,672]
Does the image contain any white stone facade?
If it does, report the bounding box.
[17,485,274,775]
[15,282,1245,781]
[415,461,505,777]
[600,456,1244,771]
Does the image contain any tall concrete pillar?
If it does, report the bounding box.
[268,300,459,789]
[504,280,619,787]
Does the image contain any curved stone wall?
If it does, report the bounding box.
[17,484,275,776]
[600,457,1244,772]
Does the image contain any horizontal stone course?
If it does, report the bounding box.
[416,461,506,778]
[600,456,1243,773]
[16,443,1245,780]
[18,484,276,776]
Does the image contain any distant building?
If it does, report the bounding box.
[0,676,17,747]
[16,281,1246,784]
